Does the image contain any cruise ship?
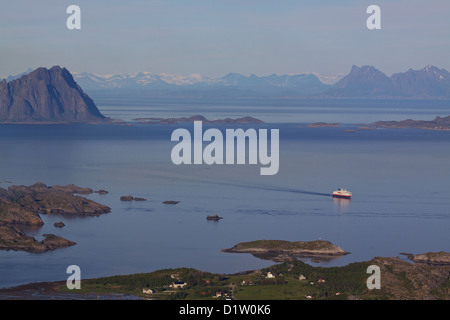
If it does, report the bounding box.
[332,188,352,199]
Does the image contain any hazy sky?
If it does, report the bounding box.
[1,0,449,78]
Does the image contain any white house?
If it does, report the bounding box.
[142,288,155,294]
[171,281,187,289]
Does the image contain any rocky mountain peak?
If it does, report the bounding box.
[0,66,105,122]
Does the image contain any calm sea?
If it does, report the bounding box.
[1,99,450,289]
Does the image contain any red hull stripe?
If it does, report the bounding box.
[332,195,351,198]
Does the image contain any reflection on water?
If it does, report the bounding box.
[333,198,351,214]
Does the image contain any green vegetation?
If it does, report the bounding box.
[431,276,450,299]
[235,260,376,300]
[61,268,235,300]
[58,260,394,300]
[56,257,450,300]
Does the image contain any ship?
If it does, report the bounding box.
[332,188,352,199]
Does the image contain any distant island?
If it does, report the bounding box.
[306,122,340,128]
[222,239,349,262]
[0,182,110,252]
[0,66,106,123]
[300,115,450,132]
[132,115,264,124]
[372,116,450,131]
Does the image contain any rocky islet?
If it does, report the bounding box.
[0,182,110,252]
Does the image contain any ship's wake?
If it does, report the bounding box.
[211,180,332,197]
[246,185,332,197]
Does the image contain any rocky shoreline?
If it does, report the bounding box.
[0,182,110,252]
[1,250,450,300]
[407,251,450,265]
[0,224,76,253]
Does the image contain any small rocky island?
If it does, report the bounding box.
[0,225,76,253]
[206,214,223,221]
[0,182,110,253]
[222,239,349,262]
[306,122,341,128]
[163,201,180,205]
[372,115,450,131]
[120,195,147,201]
[132,115,263,124]
[53,221,65,228]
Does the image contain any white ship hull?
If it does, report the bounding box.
[332,189,352,199]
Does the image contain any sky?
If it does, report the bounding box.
[1,0,449,79]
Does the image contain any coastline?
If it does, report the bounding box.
[1,251,449,300]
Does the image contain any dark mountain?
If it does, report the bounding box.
[391,65,450,98]
[328,65,450,98]
[328,65,394,97]
[0,66,105,122]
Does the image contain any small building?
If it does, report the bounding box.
[318,278,326,283]
[299,275,306,281]
[266,272,275,279]
[171,281,187,289]
[142,288,155,294]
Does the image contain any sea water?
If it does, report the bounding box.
[0,99,450,288]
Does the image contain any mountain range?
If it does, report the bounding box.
[2,65,450,100]
[69,70,330,98]
[72,65,450,99]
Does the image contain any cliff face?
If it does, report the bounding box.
[0,66,105,122]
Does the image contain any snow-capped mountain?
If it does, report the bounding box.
[4,66,450,98]
[71,71,210,90]
[69,71,330,97]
